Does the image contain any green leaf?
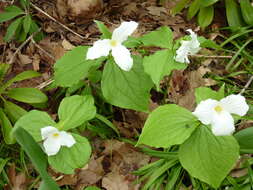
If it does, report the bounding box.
[6,88,47,104]
[0,108,15,144]
[198,36,222,50]
[140,26,173,49]
[187,0,201,20]
[195,87,224,104]
[234,127,253,154]
[13,127,60,190]
[198,6,214,29]
[14,110,56,141]
[171,0,191,16]
[0,6,24,23]
[0,70,40,92]
[101,56,153,112]
[200,0,218,7]
[137,104,199,148]
[58,95,96,130]
[179,127,239,188]
[4,101,27,123]
[4,17,23,42]
[85,187,101,190]
[29,21,44,42]
[0,63,10,81]
[48,133,91,174]
[23,14,32,33]
[0,158,10,175]
[240,0,253,25]
[20,0,30,10]
[225,0,245,29]
[54,46,104,87]
[143,50,186,89]
[94,20,112,39]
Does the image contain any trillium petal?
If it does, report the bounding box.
[59,131,76,147]
[86,39,111,60]
[186,29,201,55]
[43,136,61,156]
[220,94,249,116]
[41,126,58,140]
[175,41,191,63]
[112,45,133,71]
[211,111,235,136]
[112,21,138,43]
[193,99,219,125]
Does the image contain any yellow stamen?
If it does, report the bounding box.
[53,133,60,138]
[214,105,223,113]
[110,40,117,47]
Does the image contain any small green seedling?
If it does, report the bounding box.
[0,63,47,144]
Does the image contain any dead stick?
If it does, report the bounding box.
[8,31,38,64]
[30,2,85,39]
[36,79,54,90]
[31,39,56,61]
[240,75,253,95]
[191,54,233,59]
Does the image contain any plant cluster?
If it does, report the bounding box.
[6,20,251,189]
[172,0,253,29]
[0,0,43,42]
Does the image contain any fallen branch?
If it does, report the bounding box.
[191,54,233,59]
[30,2,85,39]
[8,30,40,65]
[240,75,253,95]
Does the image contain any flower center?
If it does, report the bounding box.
[110,40,117,47]
[52,133,60,138]
[214,105,223,113]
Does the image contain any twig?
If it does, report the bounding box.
[8,31,39,64]
[36,79,54,90]
[191,54,233,59]
[240,75,253,95]
[31,39,56,61]
[30,2,85,39]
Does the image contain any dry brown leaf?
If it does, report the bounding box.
[6,164,29,190]
[62,39,75,50]
[102,171,140,190]
[146,6,167,16]
[168,67,216,110]
[75,156,105,189]
[18,54,32,65]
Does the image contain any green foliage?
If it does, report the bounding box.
[57,95,96,130]
[137,87,244,188]
[0,65,46,144]
[140,26,173,49]
[198,5,214,29]
[0,1,43,42]
[137,104,199,148]
[234,127,253,154]
[6,88,48,104]
[179,127,239,188]
[13,127,60,190]
[94,20,112,39]
[54,46,104,87]
[194,86,224,104]
[14,95,94,173]
[172,0,252,29]
[101,56,153,112]
[48,134,91,174]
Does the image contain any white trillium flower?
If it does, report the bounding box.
[86,21,138,71]
[193,94,249,136]
[175,29,201,63]
[41,126,76,156]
